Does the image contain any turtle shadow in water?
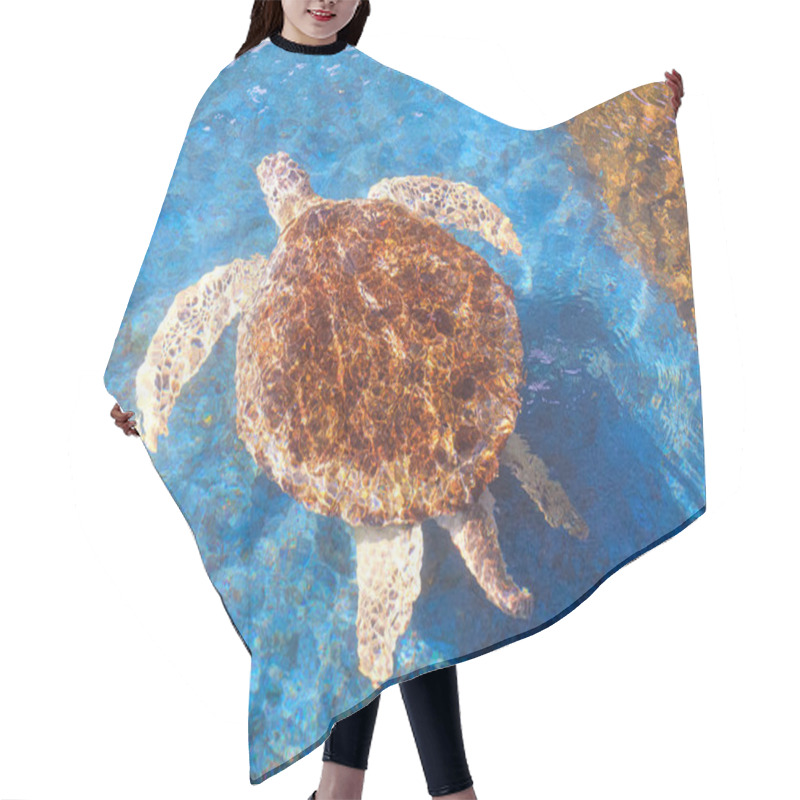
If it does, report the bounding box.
[134,151,591,691]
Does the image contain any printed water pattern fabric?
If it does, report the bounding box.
[103,39,705,784]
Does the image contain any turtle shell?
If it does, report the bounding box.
[235,197,523,526]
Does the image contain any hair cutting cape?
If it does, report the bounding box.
[103,37,706,785]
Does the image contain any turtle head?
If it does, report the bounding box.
[255,152,323,232]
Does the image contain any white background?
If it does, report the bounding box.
[1,1,796,798]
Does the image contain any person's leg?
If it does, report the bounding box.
[400,664,476,799]
[315,693,381,800]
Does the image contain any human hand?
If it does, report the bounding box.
[665,69,684,116]
[111,402,140,437]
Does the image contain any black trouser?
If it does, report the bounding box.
[323,664,474,797]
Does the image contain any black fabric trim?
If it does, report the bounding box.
[269,31,348,55]
[216,586,251,657]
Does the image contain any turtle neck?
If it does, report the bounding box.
[269,31,348,55]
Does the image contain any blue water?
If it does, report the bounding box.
[104,41,705,783]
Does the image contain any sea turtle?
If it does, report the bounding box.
[136,152,589,688]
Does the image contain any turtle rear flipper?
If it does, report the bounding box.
[500,432,589,540]
[354,522,424,689]
[437,487,534,620]
[367,175,522,256]
[136,255,263,452]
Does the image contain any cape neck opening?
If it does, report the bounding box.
[269,31,348,55]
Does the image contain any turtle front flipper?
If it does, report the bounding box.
[353,523,424,689]
[367,175,522,256]
[500,432,589,540]
[437,487,534,620]
[135,255,262,452]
